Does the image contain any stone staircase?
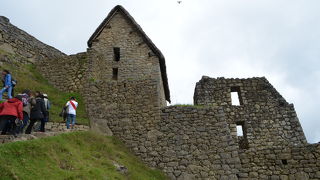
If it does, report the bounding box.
[0,122,90,144]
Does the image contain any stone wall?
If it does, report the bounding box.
[88,10,166,107]
[194,76,307,150]
[36,52,89,92]
[84,80,241,179]
[194,76,287,107]
[45,122,89,132]
[83,79,162,147]
[154,106,240,180]
[238,144,320,179]
[0,16,66,63]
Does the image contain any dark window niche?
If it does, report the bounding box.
[281,159,288,165]
[113,47,120,61]
[231,86,243,106]
[236,121,249,149]
[112,68,118,80]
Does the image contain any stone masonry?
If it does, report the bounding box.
[1,5,319,180]
[0,16,66,62]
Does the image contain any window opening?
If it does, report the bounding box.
[236,124,244,136]
[281,159,288,165]
[113,47,120,61]
[236,121,249,149]
[112,68,118,80]
[231,86,243,105]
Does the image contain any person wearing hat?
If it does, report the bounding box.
[65,97,78,129]
[43,93,50,123]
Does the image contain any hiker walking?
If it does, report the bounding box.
[65,97,78,129]
[18,90,36,133]
[0,70,13,101]
[0,95,23,136]
[25,91,47,134]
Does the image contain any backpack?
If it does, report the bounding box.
[59,106,68,121]
[20,93,29,107]
[11,79,17,87]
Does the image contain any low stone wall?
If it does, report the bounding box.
[0,16,66,62]
[45,122,89,132]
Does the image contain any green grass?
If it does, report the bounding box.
[0,50,89,125]
[0,131,167,180]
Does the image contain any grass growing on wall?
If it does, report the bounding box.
[0,131,167,179]
[0,50,89,125]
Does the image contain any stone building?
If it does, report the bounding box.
[1,5,319,180]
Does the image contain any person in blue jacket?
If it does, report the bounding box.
[0,70,13,101]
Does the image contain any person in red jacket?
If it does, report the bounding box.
[0,96,23,136]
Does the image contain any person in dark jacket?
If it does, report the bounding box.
[25,91,47,134]
[0,96,23,136]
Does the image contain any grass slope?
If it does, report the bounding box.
[0,50,89,125]
[0,131,167,180]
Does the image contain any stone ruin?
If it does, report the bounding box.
[1,5,319,180]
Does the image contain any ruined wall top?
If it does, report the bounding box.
[194,76,288,107]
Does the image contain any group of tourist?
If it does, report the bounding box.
[0,69,78,137]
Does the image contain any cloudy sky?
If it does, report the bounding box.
[1,0,320,143]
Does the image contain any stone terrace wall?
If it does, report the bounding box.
[194,76,307,150]
[0,16,66,62]
[45,122,89,132]
[238,144,320,179]
[36,52,89,92]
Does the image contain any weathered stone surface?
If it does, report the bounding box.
[0,16,65,62]
[90,118,113,136]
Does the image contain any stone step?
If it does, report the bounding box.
[0,122,90,144]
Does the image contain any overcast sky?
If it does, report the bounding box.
[1,0,320,143]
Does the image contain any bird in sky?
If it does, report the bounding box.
[177,1,182,4]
